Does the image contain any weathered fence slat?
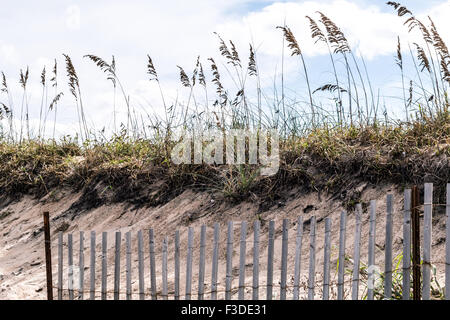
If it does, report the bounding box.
[412,186,420,300]
[211,223,219,300]
[368,200,376,300]
[149,228,157,300]
[238,221,247,300]
[351,204,362,300]
[423,183,433,300]
[403,189,411,300]
[198,225,206,300]
[174,230,180,300]
[79,231,84,300]
[266,220,275,300]
[137,230,144,300]
[280,219,289,300]
[114,232,121,300]
[101,232,107,300]
[384,194,394,299]
[323,217,331,300]
[445,184,450,300]
[126,231,132,300]
[293,217,303,300]
[252,220,260,300]
[68,233,74,300]
[185,227,194,300]
[89,231,95,300]
[225,221,233,300]
[58,232,63,300]
[307,216,316,300]
[162,236,168,300]
[337,211,347,300]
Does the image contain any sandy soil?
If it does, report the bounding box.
[0,182,447,300]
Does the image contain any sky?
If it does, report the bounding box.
[0,0,449,139]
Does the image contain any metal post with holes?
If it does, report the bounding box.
[43,211,53,300]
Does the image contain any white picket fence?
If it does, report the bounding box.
[53,183,450,300]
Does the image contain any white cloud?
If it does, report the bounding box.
[216,0,413,60]
[66,5,81,31]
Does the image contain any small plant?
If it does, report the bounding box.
[355,253,445,300]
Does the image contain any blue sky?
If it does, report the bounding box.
[0,0,449,137]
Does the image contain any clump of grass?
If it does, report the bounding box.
[0,115,446,206]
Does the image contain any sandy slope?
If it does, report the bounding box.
[0,183,447,300]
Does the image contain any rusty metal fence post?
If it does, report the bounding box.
[411,186,421,300]
[43,211,53,300]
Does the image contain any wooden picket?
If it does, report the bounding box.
[367,200,376,300]
[385,195,393,299]
[323,217,331,300]
[280,219,289,300]
[293,217,303,300]
[197,225,206,300]
[101,232,107,300]
[238,221,247,300]
[185,227,194,300]
[225,221,233,300]
[149,228,157,300]
[423,183,433,300]
[351,204,362,300]
[252,220,260,300]
[89,231,95,300]
[307,216,316,300]
[337,211,347,300]
[114,232,121,300]
[402,189,411,300]
[125,231,132,300]
[162,236,168,300]
[137,230,144,300]
[174,230,180,300]
[266,220,275,300]
[79,231,84,300]
[211,223,219,300]
[68,233,73,300]
[57,232,63,300]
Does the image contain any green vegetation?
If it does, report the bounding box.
[0,2,448,205]
[351,253,445,300]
